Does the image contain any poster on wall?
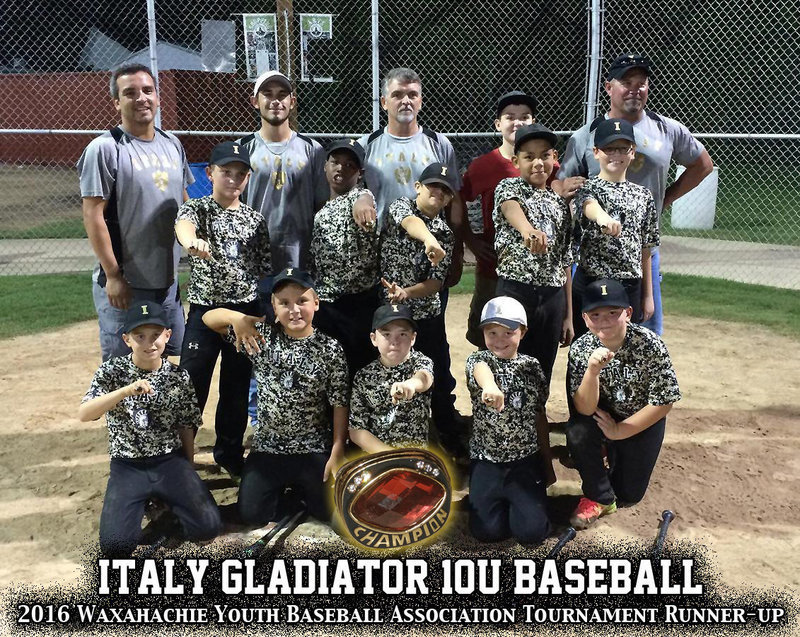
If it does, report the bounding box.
[300,13,333,82]
[242,13,279,80]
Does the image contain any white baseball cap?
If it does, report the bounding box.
[480,296,527,329]
[253,70,292,97]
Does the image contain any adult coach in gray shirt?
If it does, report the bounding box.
[355,67,468,459]
[354,67,462,229]
[558,53,713,334]
[78,64,193,361]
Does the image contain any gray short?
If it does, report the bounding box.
[92,278,185,361]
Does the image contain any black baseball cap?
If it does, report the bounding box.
[514,123,557,154]
[209,141,252,169]
[594,118,636,148]
[326,138,365,167]
[123,301,169,333]
[582,279,631,312]
[607,53,651,80]
[272,267,316,292]
[496,91,537,118]
[418,162,457,194]
[372,303,418,331]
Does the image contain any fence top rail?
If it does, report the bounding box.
[2,129,800,140]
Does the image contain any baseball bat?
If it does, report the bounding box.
[546,526,577,558]
[653,509,676,558]
[242,505,307,559]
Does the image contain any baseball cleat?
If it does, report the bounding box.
[570,497,617,530]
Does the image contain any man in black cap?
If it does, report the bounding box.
[565,278,681,529]
[558,53,713,335]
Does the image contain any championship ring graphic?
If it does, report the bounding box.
[335,448,451,549]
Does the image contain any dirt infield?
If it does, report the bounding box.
[0,294,798,596]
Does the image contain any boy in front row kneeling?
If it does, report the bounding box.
[203,268,349,525]
[465,297,555,544]
[78,302,221,557]
[349,303,434,453]
[567,279,680,530]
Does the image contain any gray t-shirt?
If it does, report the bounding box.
[77,127,193,289]
[557,112,705,215]
[239,131,328,271]
[357,127,461,225]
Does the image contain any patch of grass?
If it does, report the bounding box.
[0,216,86,240]
[0,273,95,339]
[449,267,475,296]
[661,273,800,340]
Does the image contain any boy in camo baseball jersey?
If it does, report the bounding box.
[175,141,270,479]
[572,118,659,338]
[349,303,434,452]
[465,296,554,544]
[493,123,574,384]
[567,279,680,529]
[203,268,349,525]
[310,139,380,378]
[380,162,464,460]
[79,301,222,557]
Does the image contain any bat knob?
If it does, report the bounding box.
[661,510,675,522]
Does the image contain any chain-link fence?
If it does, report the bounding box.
[1,0,799,288]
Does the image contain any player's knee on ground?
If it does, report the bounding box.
[565,415,596,450]
[469,511,511,542]
[510,516,551,545]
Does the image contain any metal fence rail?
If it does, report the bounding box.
[1,0,798,289]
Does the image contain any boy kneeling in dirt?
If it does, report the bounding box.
[566,279,680,530]
[78,302,221,557]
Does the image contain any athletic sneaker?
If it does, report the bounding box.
[570,497,616,529]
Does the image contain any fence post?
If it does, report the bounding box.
[146,0,162,129]
[371,0,380,131]
[585,0,603,125]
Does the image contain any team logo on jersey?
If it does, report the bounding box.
[509,391,524,409]
[152,170,169,191]
[280,371,294,389]
[394,166,412,185]
[225,240,240,259]
[133,408,150,429]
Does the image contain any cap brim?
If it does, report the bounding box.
[582,299,630,313]
[595,133,636,147]
[372,316,418,331]
[327,146,363,167]
[272,277,314,292]
[497,96,537,118]
[480,318,523,330]
[608,65,650,80]
[514,132,558,153]
[124,318,169,333]
[254,74,292,96]
[420,177,454,192]
[213,157,252,169]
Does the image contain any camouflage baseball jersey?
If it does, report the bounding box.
[309,187,380,303]
[229,323,349,454]
[573,177,659,279]
[82,355,201,459]
[466,350,548,463]
[177,195,271,305]
[492,178,573,286]
[349,349,433,447]
[568,322,681,420]
[380,197,453,320]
